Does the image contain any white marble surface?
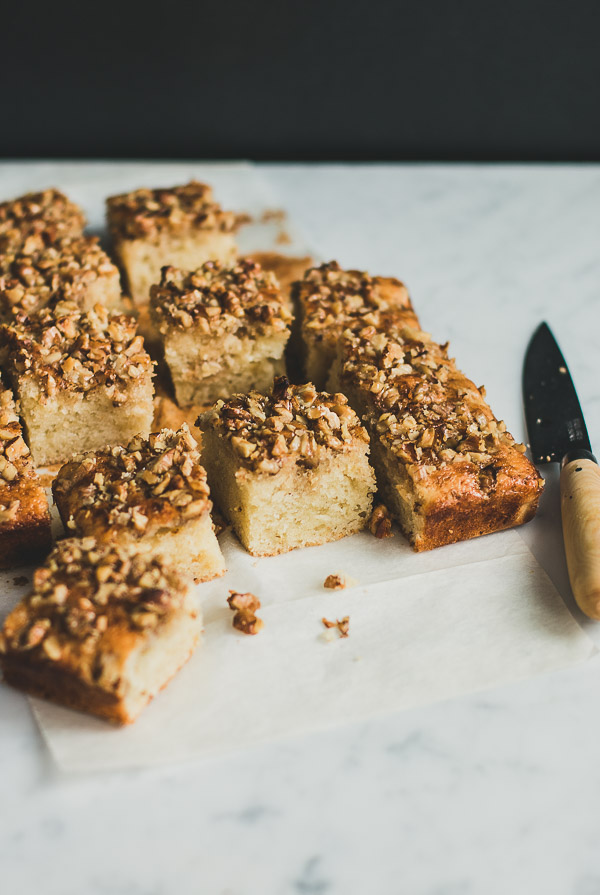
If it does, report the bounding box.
[2,163,600,894]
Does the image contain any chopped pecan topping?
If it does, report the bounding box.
[200,377,369,474]
[0,188,85,254]
[341,325,528,480]
[107,180,240,241]
[53,425,211,538]
[0,537,187,660]
[295,261,416,345]
[0,382,35,488]
[227,590,263,635]
[322,616,350,638]
[368,503,394,539]
[0,236,118,319]
[150,259,291,336]
[1,301,152,405]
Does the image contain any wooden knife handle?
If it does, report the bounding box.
[561,455,600,620]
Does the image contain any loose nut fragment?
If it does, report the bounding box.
[323,573,356,590]
[368,504,394,539]
[321,616,350,638]
[227,590,263,635]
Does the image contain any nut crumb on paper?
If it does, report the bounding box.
[368,503,394,539]
[321,616,350,638]
[227,590,263,635]
[323,572,357,590]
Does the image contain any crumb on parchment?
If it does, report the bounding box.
[227,590,263,635]
[321,616,350,638]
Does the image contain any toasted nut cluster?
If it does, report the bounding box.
[1,301,152,405]
[53,425,211,538]
[201,376,370,475]
[0,237,118,319]
[341,325,528,479]
[0,538,187,661]
[0,188,86,254]
[368,503,394,539]
[296,261,417,343]
[150,259,292,336]
[0,383,34,489]
[227,590,263,635]
[107,180,239,241]
[322,616,350,638]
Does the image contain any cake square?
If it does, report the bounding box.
[0,537,201,724]
[53,425,225,583]
[0,236,122,321]
[107,180,239,304]
[199,376,376,556]
[0,379,52,567]
[0,188,86,254]
[333,324,544,551]
[150,259,292,407]
[291,261,419,389]
[1,301,154,466]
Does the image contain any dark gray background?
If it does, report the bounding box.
[4,0,600,160]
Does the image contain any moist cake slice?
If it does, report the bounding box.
[150,259,292,406]
[291,261,419,389]
[0,188,86,254]
[53,425,225,583]
[0,379,52,567]
[199,376,376,556]
[1,301,154,466]
[0,236,122,321]
[332,324,544,551]
[107,180,239,304]
[0,537,201,724]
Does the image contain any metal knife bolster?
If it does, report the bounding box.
[562,448,597,468]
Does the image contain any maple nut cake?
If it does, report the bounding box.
[150,259,292,407]
[198,376,376,556]
[0,236,122,322]
[53,425,225,583]
[0,379,52,567]
[0,188,86,255]
[0,537,201,724]
[1,301,154,467]
[106,180,239,304]
[331,324,544,551]
[291,261,420,389]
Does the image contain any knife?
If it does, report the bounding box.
[523,322,600,620]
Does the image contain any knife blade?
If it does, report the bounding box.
[523,322,593,464]
[523,322,600,620]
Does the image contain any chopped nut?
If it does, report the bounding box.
[323,573,352,590]
[321,616,350,638]
[227,590,261,613]
[232,610,264,635]
[368,504,394,539]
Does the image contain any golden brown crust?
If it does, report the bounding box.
[106,180,239,242]
[0,188,86,254]
[53,425,212,541]
[0,237,119,319]
[294,260,419,349]
[199,376,370,475]
[1,300,153,406]
[0,537,190,723]
[0,381,51,565]
[339,325,544,550]
[150,258,292,336]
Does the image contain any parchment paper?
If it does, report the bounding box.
[0,162,593,771]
